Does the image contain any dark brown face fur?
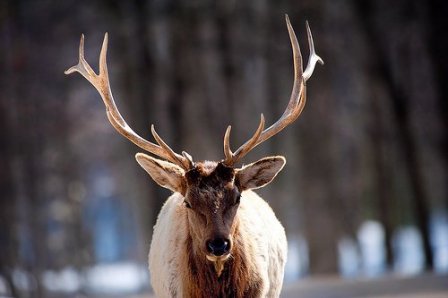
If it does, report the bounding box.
[183,161,241,258]
[180,161,264,297]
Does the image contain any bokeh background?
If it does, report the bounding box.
[1,0,448,297]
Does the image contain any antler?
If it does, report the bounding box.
[65,34,193,170]
[223,15,324,166]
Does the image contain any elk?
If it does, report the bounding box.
[65,15,322,298]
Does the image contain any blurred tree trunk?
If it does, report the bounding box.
[354,0,434,270]
[2,2,46,296]
[0,3,20,294]
[369,85,395,268]
[427,0,448,210]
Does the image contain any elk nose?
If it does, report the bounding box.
[206,238,230,256]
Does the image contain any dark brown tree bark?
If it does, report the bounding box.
[427,0,448,210]
[354,0,434,270]
[369,85,395,268]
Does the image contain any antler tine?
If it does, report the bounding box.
[223,15,323,166]
[303,21,324,81]
[223,126,233,165]
[223,115,265,165]
[65,35,99,86]
[65,34,191,170]
[182,151,195,169]
[151,125,192,169]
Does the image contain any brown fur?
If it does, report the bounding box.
[178,162,264,297]
[181,223,264,298]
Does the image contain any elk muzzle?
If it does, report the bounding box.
[206,237,231,257]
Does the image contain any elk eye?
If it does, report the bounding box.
[184,201,192,209]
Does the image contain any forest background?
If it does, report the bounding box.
[1,0,447,297]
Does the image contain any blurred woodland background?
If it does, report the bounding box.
[1,0,448,297]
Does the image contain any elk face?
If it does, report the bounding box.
[184,162,239,262]
[135,153,285,274]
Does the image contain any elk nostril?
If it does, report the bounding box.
[206,238,230,256]
[206,241,214,254]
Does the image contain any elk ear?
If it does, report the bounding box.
[135,153,186,194]
[236,156,286,191]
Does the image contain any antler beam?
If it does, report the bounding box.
[223,15,323,166]
[65,34,193,170]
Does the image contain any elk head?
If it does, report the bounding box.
[65,15,323,276]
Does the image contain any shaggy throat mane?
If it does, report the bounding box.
[182,227,263,298]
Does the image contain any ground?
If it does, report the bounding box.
[113,273,448,298]
[280,273,448,298]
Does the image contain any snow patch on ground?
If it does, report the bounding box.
[83,262,149,294]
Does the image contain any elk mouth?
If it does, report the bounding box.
[206,253,231,262]
[206,253,231,277]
